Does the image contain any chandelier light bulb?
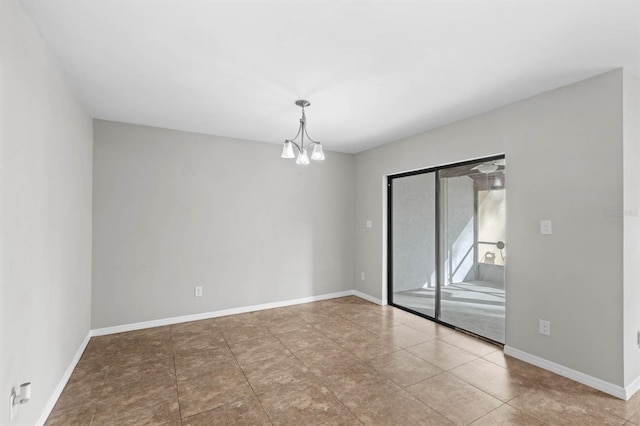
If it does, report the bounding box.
[311,143,325,161]
[296,149,309,165]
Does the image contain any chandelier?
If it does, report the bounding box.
[280,100,325,165]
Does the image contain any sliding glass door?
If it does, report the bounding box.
[388,156,506,343]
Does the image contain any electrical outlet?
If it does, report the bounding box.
[540,220,553,235]
[366,220,372,228]
[539,319,551,336]
[194,286,203,297]
[360,272,365,280]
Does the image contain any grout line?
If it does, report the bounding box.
[169,325,184,425]
[223,317,276,426]
[87,334,119,425]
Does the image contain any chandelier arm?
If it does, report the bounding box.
[288,140,302,153]
[288,122,303,144]
[303,125,320,144]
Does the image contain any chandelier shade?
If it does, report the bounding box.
[281,141,295,159]
[280,100,325,165]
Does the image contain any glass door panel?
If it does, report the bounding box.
[439,160,506,343]
[390,172,436,318]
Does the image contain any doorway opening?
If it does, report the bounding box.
[388,155,506,344]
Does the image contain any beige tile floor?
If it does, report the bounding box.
[46,296,640,425]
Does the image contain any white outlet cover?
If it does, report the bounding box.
[539,319,551,336]
[366,220,372,228]
[540,220,553,235]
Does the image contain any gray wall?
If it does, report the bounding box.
[355,71,625,386]
[92,121,355,328]
[623,70,640,387]
[1,0,93,424]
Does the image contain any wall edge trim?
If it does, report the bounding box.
[36,331,91,425]
[504,345,626,400]
[353,290,386,306]
[91,290,355,336]
[625,373,640,400]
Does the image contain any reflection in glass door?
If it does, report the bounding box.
[389,173,437,318]
[388,156,506,343]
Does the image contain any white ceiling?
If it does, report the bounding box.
[19,0,640,153]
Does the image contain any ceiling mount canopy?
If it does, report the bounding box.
[280,100,325,165]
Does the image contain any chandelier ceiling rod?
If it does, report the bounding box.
[280,100,325,165]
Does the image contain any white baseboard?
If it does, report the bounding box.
[625,373,640,400]
[91,290,355,336]
[504,345,627,400]
[353,290,386,306]
[36,331,91,426]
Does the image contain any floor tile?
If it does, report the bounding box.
[575,386,640,421]
[438,331,500,357]
[630,409,640,425]
[332,303,381,320]
[181,396,271,426]
[45,403,96,426]
[105,355,175,384]
[350,314,400,334]
[295,342,365,378]
[177,365,254,418]
[221,323,273,345]
[261,316,314,335]
[111,345,174,368]
[313,317,363,339]
[334,331,400,360]
[298,310,336,324]
[373,324,434,348]
[367,350,443,388]
[258,379,357,425]
[508,387,627,425]
[173,347,237,381]
[241,353,312,393]
[171,329,227,355]
[253,307,297,322]
[93,384,178,424]
[276,327,332,352]
[469,404,545,425]
[228,334,292,365]
[83,334,121,358]
[93,398,180,425]
[406,339,478,370]
[49,372,104,412]
[321,362,401,409]
[449,358,531,401]
[404,318,455,337]
[213,312,260,329]
[407,373,503,425]
[119,326,172,347]
[350,390,454,426]
[170,318,218,335]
